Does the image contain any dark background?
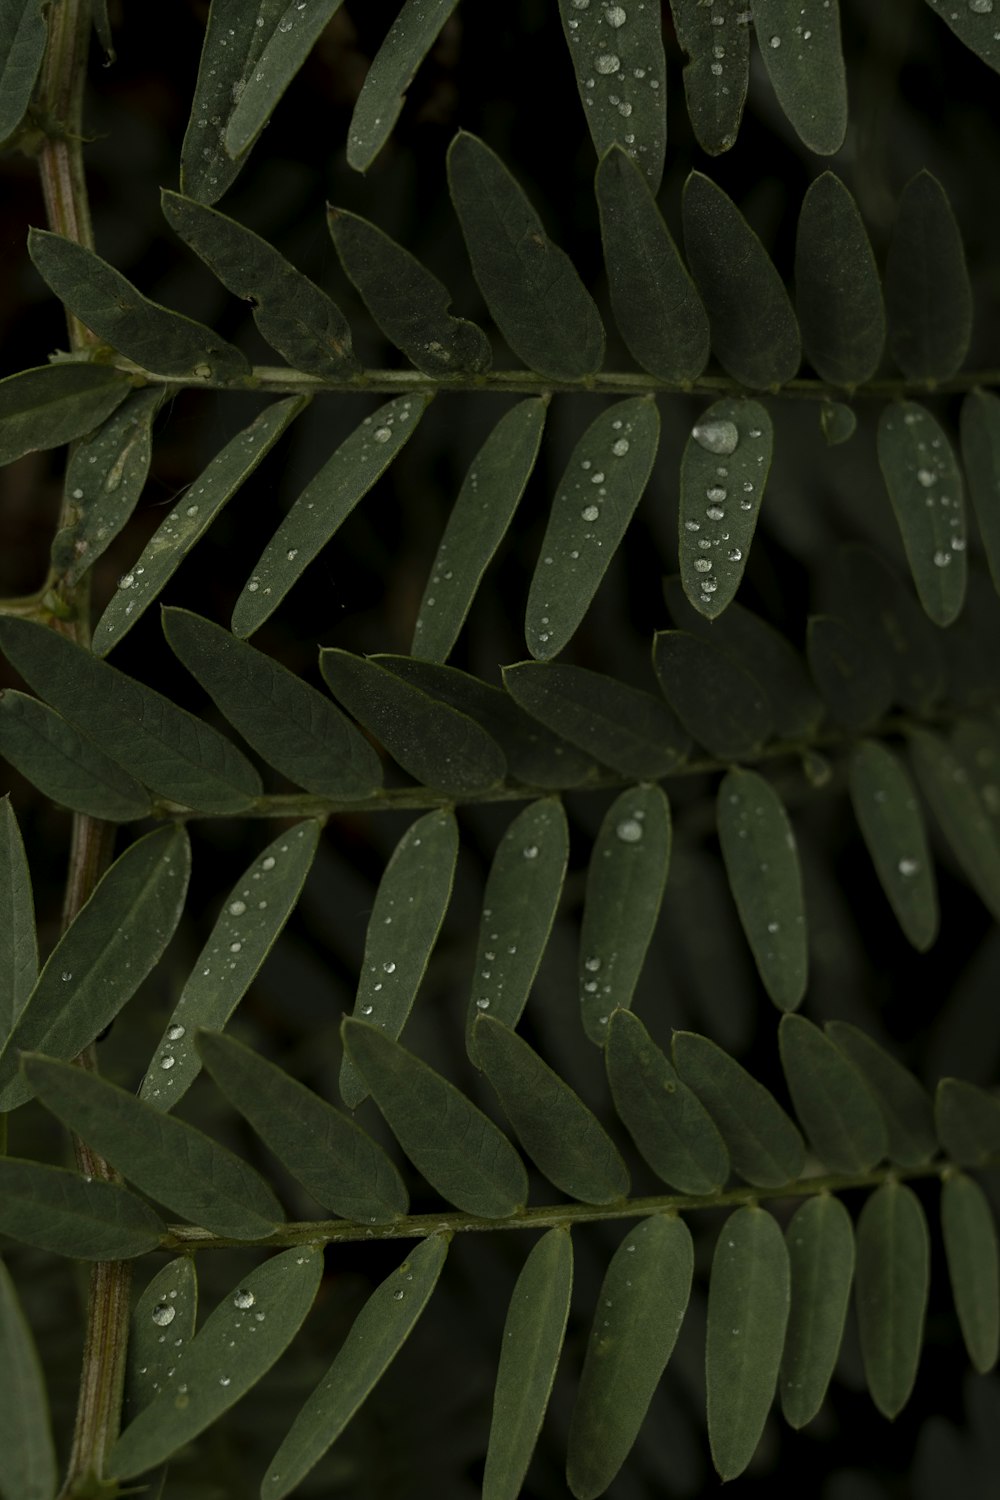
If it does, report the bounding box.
[2,1,1000,1495]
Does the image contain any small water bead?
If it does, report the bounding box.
[186,504,199,517]
[476,997,491,1010]
[383,961,396,974]
[373,427,392,443]
[701,578,718,594]
[706,486,727,503]
[706,505,725,521]
[605,4,627,24]
[62,971,73,982]
[393,1289,405,1301]
[152,1302,176,1327]
[233,1289,255,1310]
[684,520,701,532]
[581,504,600,522]
[616,818,643,843]
[523,844,539,860]
[727,547,743,562]
[694,558,713,574]
[916,468,936,487]
[361,1003,374,1015]
[933,550,952,567]
[898,857,921,877]
[769,34,781,47]
[612,437,630,456]
[692,419,739,455]
[261,856,276,871]
[228,899,247,916]
[767,920,780,934]
[247,578,260,593]
[969,0,993,13]
[166,1024,185,1042]
[590,471,605,484]
[160,1055,175,1071]
[229,941,242,953]
[596,53,621,73]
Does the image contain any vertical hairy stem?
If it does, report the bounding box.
[35,5,131,1495]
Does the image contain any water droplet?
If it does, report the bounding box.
[692,419,739,455]
[229,941,242,953]
[728,547,743,562]
[581,504,600,521]
[233,1289,255,1309]
[476,997,491,1010]
[612,437,630,456]
[393,1289,405,1300]
[898,857,920,877]
[706,504,725,521]
[166,1024,185,1042]
[585,956,602,972]
[61,971,73,982]
[160,1055,175,1071]
[694,558,712,574]
[383,961,396,974]
[969,0,993,13]
[219,1375,232,1386]
[769,34,781,47]
[707,485,727,503]
[933,549,952,567]
[152,1302,175,1326]
[616,818,643,843]
[373,426,392,443]
[595,53,620,73]
[916,467,936,487]
[605,4,627,24]
[229,899,246,916]
[261,856,276,871]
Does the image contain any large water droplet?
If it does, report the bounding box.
[166,1024,185,1042]
[692,419,739,455]
[605,4,627,25]
[233,1289,255,1310]
[595,53,621,73]
[152,1302,176,1327]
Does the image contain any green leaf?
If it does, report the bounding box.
[833,544,946,714]
[652,628,773,759]
[112,1246,323,1479]
[483,1229,572,1500]
[263,1236,448,1499]
[92,396,307,655]
[936,1078,1000,1166]
[848,740,938,951]
[877,402,968,626]
[663,576,823,739]
[50,387,163,586]
[885,171,972,382]
[820,402,857,444]
[503,661,689,779]
[232,395,428,638]
[0,690,154,821]
[447,130,605,381]
[941,1172,999,1374]
[525,397,660,659]
[180,1,304,203]
[0,1257,57,1500]
[778,1015,887,1173]
[0,363,132,466]
[672,1030,805,1188]
[197,1030,408,1223]
[794,172,885,385]
[558,1,667,191]
[605,1009,729,1195]
[925,0,1000,72]
[682,171,801,388]
[163,609,381,799]
[347,0,460,171]
[339,809,457,1108]
[780,1195,855,1429]
[567,1215,693,1500]
[706,1205,790,1480]
[717,768,807,1011]
[139,821,321,1111]
[341,1020,528,1218]
[125,1257,198,1418]
[668,0,750,155]
[474,1016,630,1205]
[24,1054,283,1239]
[825,1021,937,1169]
[960,390,1000,596]
[595,146,708,383]
[466,800,568,1061]
[0,617,261,812]
[375,655,599,788]
[0,1158,164,1259]
[806,614,893,730]
[328,207,490,376]
[0,796,36,1040]
[0,0,47,142]
[319,649,505,795]
[578,785,671,1044]
[751,0,847,154]
[162,191,357,377]
[412,400,547,662]
[0,826,190,1111]
[854,1181,930,1419]
[28,230,248,379]
[679,399,773,619]
[222,0,347,158]
[909,728,1000,923]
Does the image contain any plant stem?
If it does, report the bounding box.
[159,1155,1000,1252]
[73,358,1000,402]
[35,4,131,1495]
